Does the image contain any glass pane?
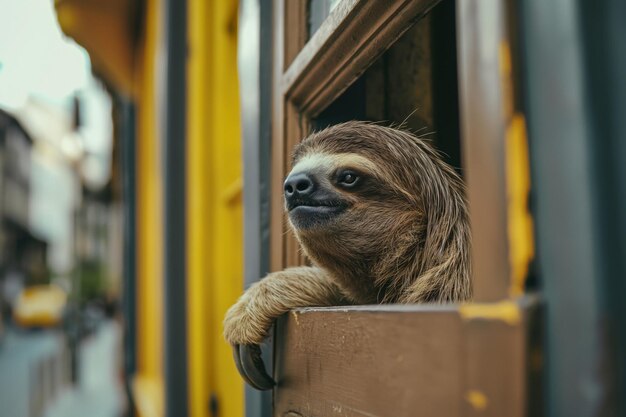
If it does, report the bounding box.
[308,0,342,38]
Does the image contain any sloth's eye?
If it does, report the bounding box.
[338,171,359,187]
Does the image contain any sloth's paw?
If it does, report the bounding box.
[223,296,271,346]
[223,291,275,390]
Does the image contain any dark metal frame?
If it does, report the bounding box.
[582,2,626,413]
[119,98,138,415]
[162,0,189,416]
[239,0,274,415]
[521,0,626,416]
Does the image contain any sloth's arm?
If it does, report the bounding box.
[223,266,347,345]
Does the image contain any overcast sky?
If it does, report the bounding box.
[0,0,91,110]
[0,0,113,179]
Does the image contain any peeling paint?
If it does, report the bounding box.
[499,40,535,298]
[291,310,301,325]
[459,300,521,325]
[505,114,535,297]
[466,390,488,411]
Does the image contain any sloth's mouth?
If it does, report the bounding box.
[287,198,346,212]
[287,198,348,228]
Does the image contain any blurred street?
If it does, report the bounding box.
[0,327,62,417]
[0,321,124,417]
[0,1,126,416]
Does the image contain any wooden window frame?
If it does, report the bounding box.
[269,1,540,415]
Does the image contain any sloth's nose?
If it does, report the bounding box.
[284,172,315,199]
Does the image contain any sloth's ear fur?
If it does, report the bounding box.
[404,156,471,302]
[405,134,471,302]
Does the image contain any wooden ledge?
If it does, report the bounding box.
[274,296,541,417]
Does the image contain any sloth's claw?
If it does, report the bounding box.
[232,344,275,391]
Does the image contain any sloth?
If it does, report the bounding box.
[224,121,471,389]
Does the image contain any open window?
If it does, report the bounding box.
[268,0,539,415]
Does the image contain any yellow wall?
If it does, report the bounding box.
[57,0,244,415]
[187,1,244,417]
[133,0,164,415]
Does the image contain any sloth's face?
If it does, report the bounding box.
[284,151,386,231]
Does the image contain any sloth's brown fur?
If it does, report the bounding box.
[293,121,471,303]
[224,121,471,346]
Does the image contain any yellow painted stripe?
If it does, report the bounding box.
[187,0,212,415]
[505,114,534,297]
[134,0,164,415]
[459,300,522,325]
[499,41,535,297]
[187,1,243,416]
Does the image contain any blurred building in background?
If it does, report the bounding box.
[0,110,40,320]
[0,0,124,416]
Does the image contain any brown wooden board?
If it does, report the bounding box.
[284,100,308,268]
[274,297,539,417]
[456,0,516,301]
[283,0,440,117]
[275,305,465,417]
[270,0,287,272]
[284,1,308,70]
